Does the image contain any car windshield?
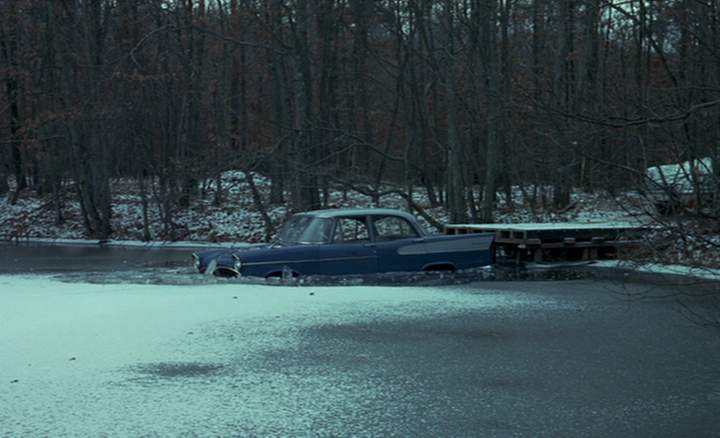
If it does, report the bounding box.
[276,215,333,244]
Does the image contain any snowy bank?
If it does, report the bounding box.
[0,237,253,249]
[592,260,720,282]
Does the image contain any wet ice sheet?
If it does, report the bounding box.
[2,275,719,436]
[0,244,194,274]
[0,275,554,436]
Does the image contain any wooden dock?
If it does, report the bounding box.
[445,222,650,263]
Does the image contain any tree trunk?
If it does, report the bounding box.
[0,1,25,196]
[444,1,468,223]
[268,0,286,204]
[290,0,319,211]
[59,0,112,239]
[246,171,275,241]
[551,0,575,209]
[138,172,151,241]
[482,0,500,223]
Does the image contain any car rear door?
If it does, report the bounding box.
[371,215,427,272]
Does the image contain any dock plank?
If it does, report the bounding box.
[444,222,651,263]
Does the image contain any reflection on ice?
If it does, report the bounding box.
[131,362,227,379]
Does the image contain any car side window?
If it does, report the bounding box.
[332,217,370,243]
[373,216,419,241]
[306,218,334,243]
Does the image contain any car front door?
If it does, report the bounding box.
[314,216,377,275]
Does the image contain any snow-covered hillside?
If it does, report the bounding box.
[0,171,638,242]
[1,171,717,268]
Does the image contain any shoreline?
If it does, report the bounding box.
[2,238,718,284]
[0,237,251,250]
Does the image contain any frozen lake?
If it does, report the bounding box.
[1,244,719,436]
[0,243,193,274]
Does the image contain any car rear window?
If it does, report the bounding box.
[372,216,419,241]
[332,217,370,243]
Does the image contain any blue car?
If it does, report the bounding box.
[192,208,494,278]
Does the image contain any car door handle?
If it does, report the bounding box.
[412,238,425,243]
[363,243,376,248]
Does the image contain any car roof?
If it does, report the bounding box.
[300,208,417,221]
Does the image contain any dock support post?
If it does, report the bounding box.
[533,248,543,262]
[582,248,598,260]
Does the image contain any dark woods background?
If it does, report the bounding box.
[1,0,719,239]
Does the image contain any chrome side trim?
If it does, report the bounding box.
[397,236,493,256]
[243,255,375,267]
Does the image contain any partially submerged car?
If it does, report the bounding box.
[192,208,494,278]
[645,157,715,213]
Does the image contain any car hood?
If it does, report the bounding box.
[231,242,324,265]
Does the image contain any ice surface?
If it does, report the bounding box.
[0,275,558,436]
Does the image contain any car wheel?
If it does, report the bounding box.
[214,267,239,278]
[423,263,457,272]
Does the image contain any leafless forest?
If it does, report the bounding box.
[1,0,719,239]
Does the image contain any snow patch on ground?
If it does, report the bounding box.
[2,238,253,249]
[1,172,639,244]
